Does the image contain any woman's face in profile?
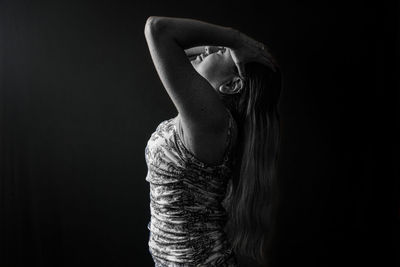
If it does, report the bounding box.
[191,46,237,89]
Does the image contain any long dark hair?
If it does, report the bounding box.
[221,62,282,265]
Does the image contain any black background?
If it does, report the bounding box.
[1,1,398,266]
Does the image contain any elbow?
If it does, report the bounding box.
[144,16,167,38]
[144,16,158,33]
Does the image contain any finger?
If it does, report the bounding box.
[261,50,277,67]
[259,57,277,72]
[255,46,278,71]
[264,50,278,66]
[266,60,277,72]
[265,53,277,66]
[259,51,273,64]
[258,44,274,60]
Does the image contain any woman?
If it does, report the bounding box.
[144,16,282,266]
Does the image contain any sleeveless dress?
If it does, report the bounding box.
[145,111,238,267]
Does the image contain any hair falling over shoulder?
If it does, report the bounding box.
[222,62,282,266]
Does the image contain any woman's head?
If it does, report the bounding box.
[191,46,244,94]
[191,46,281,118]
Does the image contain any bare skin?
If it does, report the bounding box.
[144,16,277,165]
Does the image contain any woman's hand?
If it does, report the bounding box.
[230,30,278,79]
[184,46,206,58]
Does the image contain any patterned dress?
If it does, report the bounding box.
[145,110,238,267]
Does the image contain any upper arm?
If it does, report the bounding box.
[144,17,227,133]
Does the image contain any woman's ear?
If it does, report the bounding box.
[218,76,243,95]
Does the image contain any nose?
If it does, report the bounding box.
[204,46,220,55]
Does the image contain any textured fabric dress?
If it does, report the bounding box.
[145,111,238,267]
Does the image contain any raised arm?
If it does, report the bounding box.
[144,16,240,132]
[145,17,240,51]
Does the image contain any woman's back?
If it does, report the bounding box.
[145,112,238,266]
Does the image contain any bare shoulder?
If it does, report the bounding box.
[176,111,237,166]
